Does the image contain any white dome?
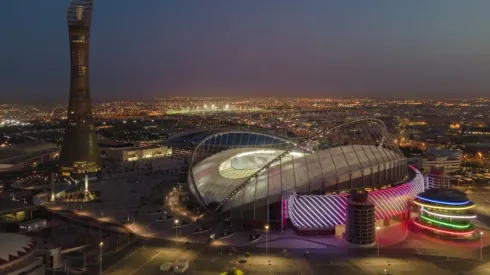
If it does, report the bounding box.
[0,233,36,265]
[192,145,404,210]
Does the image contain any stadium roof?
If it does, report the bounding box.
[191,145,404,210]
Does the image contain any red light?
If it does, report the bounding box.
[413,219,475,236]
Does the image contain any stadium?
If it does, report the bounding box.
[188,119,425,234]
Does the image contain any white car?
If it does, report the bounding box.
[160,262,172,272]
[173,259,190,274]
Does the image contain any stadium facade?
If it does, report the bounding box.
[188,119,425,233]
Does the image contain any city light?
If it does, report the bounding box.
[5,0,490,272]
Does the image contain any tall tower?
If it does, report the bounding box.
[60,0,101,176]
[345,191,376,246]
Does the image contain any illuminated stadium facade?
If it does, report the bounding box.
[188,119,425,232]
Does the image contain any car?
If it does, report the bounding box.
[173,259,189,274]
[159,262,172,271]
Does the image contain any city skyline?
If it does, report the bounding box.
[2,1,490,274]
[2,0,490,103]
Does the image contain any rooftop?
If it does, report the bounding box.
[107,145,168,151]
[416,188,470,204]
[0,199,36,215]
[0,141,59,164]
[98,139,134,148]
[0,233,36,265]
[424,148,462,158]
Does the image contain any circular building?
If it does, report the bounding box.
[413,188,476,238]
[0,233,44,274]
[345,192,376,245]
[188,119,425,233]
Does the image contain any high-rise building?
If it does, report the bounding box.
[60,0,101,176]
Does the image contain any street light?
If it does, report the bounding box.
[265,225,269,259]
[174,219,179,243]
[480,231,484,261]
[376,226,380,256]
[99,241,104,275]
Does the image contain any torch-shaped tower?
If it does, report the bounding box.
[60,0,101,176]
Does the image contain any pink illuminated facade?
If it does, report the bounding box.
[287,166,424,229]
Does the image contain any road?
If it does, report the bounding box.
[106,247,191,275]
[92,237,490,275]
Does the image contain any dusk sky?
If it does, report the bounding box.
[2,0,490,103]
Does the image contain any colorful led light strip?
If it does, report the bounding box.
[416,195,470,205]
[289,169,426,228]
[420,215,471,229]
[413,200,475,210]
[413,219,475,236]
[422,209,477,219]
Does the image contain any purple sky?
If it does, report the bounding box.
[2,0,490,102]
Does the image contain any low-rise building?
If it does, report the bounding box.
[19,219,47,233]
[0,141,59,172]
[421,148,462,174]
[424,167,451,189]
[106,145,172,162]
[0,198,37,226]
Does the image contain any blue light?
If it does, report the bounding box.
[416,195,470,206]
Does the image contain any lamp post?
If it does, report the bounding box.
[480,231,484,261]
[265,225,269,258]
[99,241,104,274]
[174,219,179,244]
[376,226,380,256]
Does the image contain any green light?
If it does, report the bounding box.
[420,215,471,229]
